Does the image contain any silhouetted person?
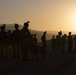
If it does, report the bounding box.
[41,31,47,60]
[74,35,76,51]
[32,33,38,61]
[67,32,73,52]
[55,35,58,51]
[62,34,67,52]
[33,34,37,43]
[6,30,12,59]
[20,21,32,61]
[12,24,20,60]
[51,35,56,50]
[0,24,7,59]
[57,31,62,52]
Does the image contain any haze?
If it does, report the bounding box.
[0,0,76,31]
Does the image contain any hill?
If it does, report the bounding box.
[0,24,53,42]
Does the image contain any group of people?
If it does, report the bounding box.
[0,21,47,61]
[51,31,76,52]
[0,21,76,61]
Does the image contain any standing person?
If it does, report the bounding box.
[0,24,7,59]
[67,32,73,52]
[62,34,67,52]
[20,21,32,61]
[32,34,38,61]
[57,31,62,52]
[73,35,76,51]
[55,35,59,51]
[5,30,12,59]
[41,31,47,60]
[51,35,56,51]
[12,24,20,60]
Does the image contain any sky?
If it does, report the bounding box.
[0,0,76,31]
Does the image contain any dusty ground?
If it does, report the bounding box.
[0,50,75,75]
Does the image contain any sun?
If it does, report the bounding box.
[68,10,76,31]
[71,14,76,31]
[71,13,76,25]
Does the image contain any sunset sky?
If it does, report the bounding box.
[0,0,76,31]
